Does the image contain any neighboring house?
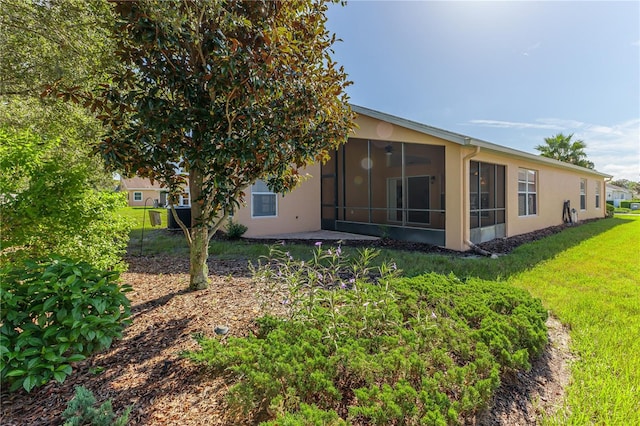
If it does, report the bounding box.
[230,105,610,251]
[605,184,634,207]
[120,177,190,207]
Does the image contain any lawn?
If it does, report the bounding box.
[509,216,640,424]
[118,207,639,423]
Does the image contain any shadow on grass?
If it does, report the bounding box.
[381,217,635,281]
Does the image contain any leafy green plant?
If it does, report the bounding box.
[606,203,615,217]
[62,386,131,426]
[0,127,132,271]
[225,218,248,240]
[251,242,399,321]
[0,258,132,392]
[187,246,547,424]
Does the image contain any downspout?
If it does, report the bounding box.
[461,140,481,252]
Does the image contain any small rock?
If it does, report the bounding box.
[214,325,229,335]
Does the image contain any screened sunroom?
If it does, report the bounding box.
[321,138,446,245]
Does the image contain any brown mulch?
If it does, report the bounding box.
[1,227,578,425]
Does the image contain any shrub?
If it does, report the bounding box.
[186,246,548,424]
[0,258,132,392]
[606,203,615,217]
[62,386,131,426]
[225,218,248,240]
[0,128,132,271]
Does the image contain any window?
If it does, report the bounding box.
[252,180,277,217]
[580,179,586,210]
[595,182,600,208]
[518,168,537,216]
[133,192,142,202]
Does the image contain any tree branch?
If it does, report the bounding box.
[169,203,192,246]
[207,211,230,243]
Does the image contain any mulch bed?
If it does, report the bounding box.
[0,222,581,425]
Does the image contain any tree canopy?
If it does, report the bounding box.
[0,0,129,268]
[535,133,594,169]
[0,0,116,189]
[59,0,355,289]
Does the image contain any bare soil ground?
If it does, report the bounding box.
[1,228,576,425]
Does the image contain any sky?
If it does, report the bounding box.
[325,1,640,181]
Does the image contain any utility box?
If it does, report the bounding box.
[167,207,191,230]
[630,203,639,211]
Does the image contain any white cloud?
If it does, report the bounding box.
[468,117,640,181]
[522,41,541,56]
[576,119,640,180]
[468,119,563,130]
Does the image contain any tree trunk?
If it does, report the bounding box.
[188,168,210,290]
[189,225,209,290]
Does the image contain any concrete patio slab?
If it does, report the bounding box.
[247,230,379,241]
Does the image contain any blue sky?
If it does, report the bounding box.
[326,1,640,181]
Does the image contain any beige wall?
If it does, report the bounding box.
[126,190,162,207]
[470,149,606,243]
[226,113,607,250]
[233,163,322,237]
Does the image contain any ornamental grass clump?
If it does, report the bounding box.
[187,244,548,425]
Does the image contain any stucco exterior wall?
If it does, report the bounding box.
[126,189,162,207]
[233,163,322,237]
[471,149,606,241]
[221,110,607,251]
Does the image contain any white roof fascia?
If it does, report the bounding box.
[351,104,612,179]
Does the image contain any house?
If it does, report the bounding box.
[119,177,190,207]
[605,184,634,207]
[230,105,610,251]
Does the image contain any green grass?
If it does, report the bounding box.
[117,207,640,422]
[509,216,640,424]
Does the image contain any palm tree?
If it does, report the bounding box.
[535,133,594,169]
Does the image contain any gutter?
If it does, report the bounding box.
[461,141,480,252]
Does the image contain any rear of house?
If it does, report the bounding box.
[120,177,189,207]
[207,106,611,251]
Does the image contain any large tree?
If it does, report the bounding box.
[0,1,132,268]
[0,0,115,189]
[56,0,355,290]
[535,133,594,169]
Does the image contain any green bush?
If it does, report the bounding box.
[606,203,615,217]
[619,200,640,209]
[225,218,248,240]
[0,128,132,271]
[186,246,548,425]
[62,385,132,426]
[0,258,132,392]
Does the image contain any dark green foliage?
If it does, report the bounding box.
[259,403,345,426]
[62,386,131,426]
[619,200,640,209]
[0,258,132,392]
[535,132,594,169]
[606,203,615,217]
[186,247,548,424]
[225,219,248,240]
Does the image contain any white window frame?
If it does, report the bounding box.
[251,180,277,218]
[133,191,142,202]
[580,179,587,210]
[518,168,537,217]
[595,182,600,208]
[179,191,190,206]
